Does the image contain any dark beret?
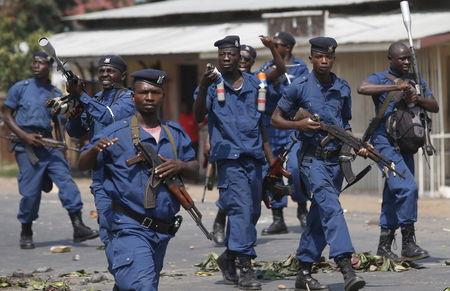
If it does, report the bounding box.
[131,69,166,87]
[98,55,127,72]
[309,37,338,54]
[214,35,240,49]
[240,44,257,60]
[33,51,53,64]
[274,32,296,47]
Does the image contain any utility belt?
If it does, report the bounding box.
[112,202,182,235]
[303,146,340,160]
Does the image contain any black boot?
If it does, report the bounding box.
[295,261,328,290]
[212,208,226,245]
[261,208,288,235]
[335,255,365,291]
[217,250,238,285]
[376,228,399,261]
[401,224,429,261]
[297,202,308,228]
[69,211,99,243]
[20,223,35,249]
[236,256,261,290]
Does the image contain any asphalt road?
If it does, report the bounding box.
[0,180,449,291]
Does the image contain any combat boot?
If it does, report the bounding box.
[335,255,365,291]
[236,256,261,290]
[217,250,238,285]
[69,211,99,243]
[212,208,226,245]
[297,202,308,228]
[20,223,35,249]
[261,208,288,235]
[295,261,328,290]
[376,228,400,261]
[401,224,429,261]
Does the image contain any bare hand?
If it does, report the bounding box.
[66,79,84,97]
[155,155,183,179]
[94,137,118,153]
[395,79,411,91]
[295,118,321,132]
[200,65,220,88]
[23,133,44,147]
[402,90,418,105]
[356,143,374,158]
[259,35,274,48]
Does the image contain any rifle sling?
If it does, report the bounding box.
[130,115,178,209]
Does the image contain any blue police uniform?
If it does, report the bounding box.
[278,71,355,262]
[68,87,134,244]
[367,69,433,229]
[199,71,264,258]
[4,78,83,223]
[259,58,308,208]
[91,118,195,290]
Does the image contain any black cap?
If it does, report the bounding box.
[309,37,338,54]
[33,51,53,64]
[98,55,127,72]
[240,44,257,60]
[274,32,296,47]
[214,35,240,49]
[131,69,166,87]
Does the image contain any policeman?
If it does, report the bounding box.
[272,37,366,291]
[357,41,439,261]
[259,32,309,235]
[210,43,258,246]
[66,55,134,245]
[79,68,198,290]
[194,35,264,290]
[1,51,98,249]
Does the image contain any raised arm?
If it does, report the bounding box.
[259,36,286,82]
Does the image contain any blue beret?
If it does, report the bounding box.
[240,44,257,60]
[214,35,240,49]
[33,51,53,63]
[274,32,296,47]
[98,55,127,72]
[309,37,338,54]
[131,69,166,87]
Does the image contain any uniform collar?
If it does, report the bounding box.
[222,72,254,95]
[310,71,340,91]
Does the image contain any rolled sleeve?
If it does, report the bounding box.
[4,83,22,110]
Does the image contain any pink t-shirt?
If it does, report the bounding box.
[142,125,162,143]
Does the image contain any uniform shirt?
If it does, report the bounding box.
[66,88,134,139]
[91,118,195,226]
[259,57,309,150]
[196,72,264,162]
[367,69,433,137]
[277,72,352,151]
[4,78,62,133]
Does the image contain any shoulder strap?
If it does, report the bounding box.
[161,124,178,160]
[131,115,140,145]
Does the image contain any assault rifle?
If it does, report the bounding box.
[126,142,213,240]
[293,108,405,179]
[262,139,296,208]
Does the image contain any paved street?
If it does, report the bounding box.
[0,178,449,291]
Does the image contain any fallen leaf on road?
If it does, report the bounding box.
[59,269,89,278]
[194,252,219,272]
[33,267,53,273]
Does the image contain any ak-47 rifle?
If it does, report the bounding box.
[262,139,296,208]
[293,108,405,179]
[38,37,85,118]
[0,133,79,152]
[126,142,213,240]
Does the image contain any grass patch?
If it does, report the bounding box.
[0,163,18,177]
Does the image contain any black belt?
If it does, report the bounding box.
[112,202,182,235]
[304,146,340,160]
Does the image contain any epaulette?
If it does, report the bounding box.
[102,118,130,136]
[163,120,184,133]
[294,74,309,85]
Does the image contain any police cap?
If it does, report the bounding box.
[309,37,338,54]
[33,51,53,64]
[98,55,127,73]
[214,35,240,49]
[240,44,257,60]
[274,32,296,47]
[131,69,166,87]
